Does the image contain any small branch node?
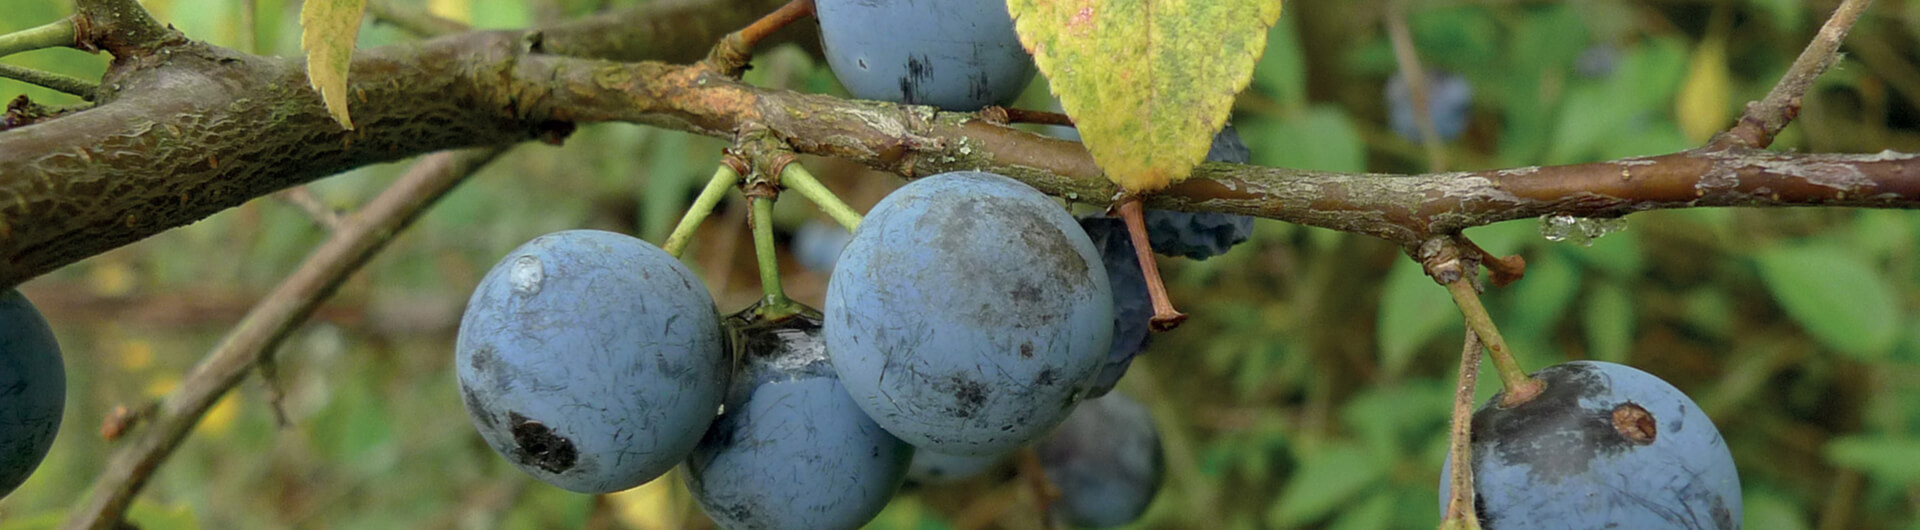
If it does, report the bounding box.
[99,402,158,442]
[977,105,1011,125]
[703,0,815,77]
[275,186,345,231]
[995,107,1075,127]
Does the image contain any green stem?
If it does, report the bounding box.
[779,163,862,232]
[749,196,796,317]
[0,17,76,59]
[662,165,740,258]
[1444,278,1542,407]
[0,63,97,99]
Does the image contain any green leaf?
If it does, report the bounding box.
[1253,18,1306,108]
[301,0,368,129]
[1009,0,1283,192]
[1324,490,1395,530]
[1409,7,1500,70]
[1243,105,1364,172]
[1681,287,1735,338]
[1825,435,1920,483]
[1583,279,1635,364]
[127,499,201,530]
[1564,229,1644,277]
[1747,0,1807,32]
[1500,250,1580,337]
[1755,245,1901,359]
[1675,29,1732,144]
[1743,489,1811,530]
[1378,257,1460,378]
[1268,444,1389,527]
[1509,6,1587,76]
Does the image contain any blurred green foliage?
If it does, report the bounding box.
[5,0,1920,528]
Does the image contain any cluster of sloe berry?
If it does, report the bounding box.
[454,167,1175,528]
[448,1,1744,529]
[0,3,1747,528]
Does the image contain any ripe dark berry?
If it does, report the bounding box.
[826,171,1113,455]
[1440,361,1741,529]
[0,289,64,500]
[456,230,728,493]
[685,307,910,530]
[816,0,1038,111]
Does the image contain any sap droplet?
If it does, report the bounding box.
[511,255,544,295]
[1539,214,1627,247]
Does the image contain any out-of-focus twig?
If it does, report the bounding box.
[1385,0,1449,172]
[238,0,257,53]
[366,0,471,38]
[1716,0,1874,149]
[62,146,508,530]
[276,186,344,231]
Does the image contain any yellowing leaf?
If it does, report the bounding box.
[1676,23,1731,143]
[87,260,136,297]
[115,339,155,372]
[300,0,369,130]
[428,0,473,24]
[1010,0,1283,193]
[607,471,686,529]
[199,392,244,436]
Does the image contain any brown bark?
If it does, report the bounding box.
[2,0,1913,291]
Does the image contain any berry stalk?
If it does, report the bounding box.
[749,196,798,318]
[779,163,862,232]
[1115,197,1186,331]
[663,164,742,258]
[1445,277,1543,406]
[0,17,76,59]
